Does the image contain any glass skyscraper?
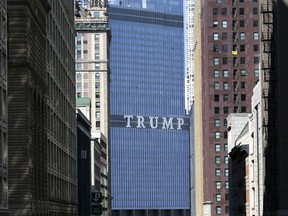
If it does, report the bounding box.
[109,1,190,215]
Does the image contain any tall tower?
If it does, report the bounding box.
[0,0,9,214]
[7,0,77,215]
[75,0,111,215]
[46,0,78,214]
[185,0,196,113]
[197,0,260,214]
[109,1,190,216]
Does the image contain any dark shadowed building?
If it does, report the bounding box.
[77,109,91,216]
[7,0,77,215]
[0,0,9,214]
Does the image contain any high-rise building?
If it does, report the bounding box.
[184,0,196,113]
[75,1,111,214]
[8,0,77,215]
[76,109,92,216]
[194,0,260,214]
[75,0,110,139]
[260,0,288,213]
[0,0,9,215]
[108,2,190,216]
[46,1,78,214]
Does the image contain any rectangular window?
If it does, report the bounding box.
[222,44,228,52]
[214,70,219,77]
[214,119,220,127]
[223,94,229,101]
[94,12,100,17]
[213,8,218,15]
[76,63,82,70]
[95,53,100,59]
[225,169,229,176]
[254,69,259,77]
[214,95,220,102]
[222,8,227,15]
[96,102,100,108]
[225,181,229,189]
[215,107,220,114]
[222,20,228,28]
[96,121,100,127]
[95,63,100,69]
[223,70,228,77]
[225,206,229,214]
[216,206,222,215]
[214,45,219,52]
[214,33,219,40]
[223,57,228,65]
[224,119,227,127]
[222,32,228,40]
[94,34,100,40]
[239,20,244,27]
[240,57,245,64]
[225,193,229,201]
[214,82,220,90]
[215,132,221,139]
[253,20,259,27]
[224,156,229,164]
[95,92,100,98]
[240,32,245,40]
[96,111,100,118]
[224,144,228,151]
[216,181,222,189]
[241,106,247,112]
[254,32,259,40]
[214,58,219,65]
[213,20,218,28]
[77,50,81,60]
[240,44,245,52]
[223,82,229,89]
[239,8,244,15]
[215,144,221,152]
[241,82,246,89]
[253,7,258,15]
[254,44,259,52]
[254,57,259,64]
[241,69,246,76]
[215,169,221,176]
[95,82,100,89]
[217,0,223,3]
[223,107,229,114]
[215,156,221,164]
[216,194,222,201]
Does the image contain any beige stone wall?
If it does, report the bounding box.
[193,0,204,214]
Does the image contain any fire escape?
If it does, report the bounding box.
[261,0,277,214]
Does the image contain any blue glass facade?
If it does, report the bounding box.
[109,5,190,211]
[109,0,183,15]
